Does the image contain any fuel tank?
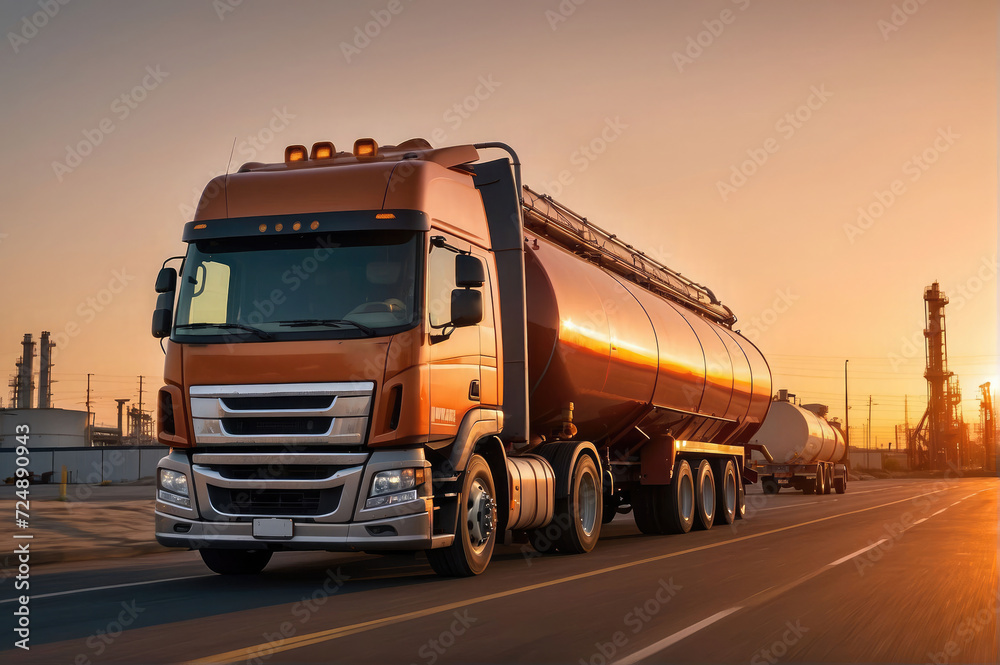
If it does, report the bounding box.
[524,232,771,451]
[748,400,846,464]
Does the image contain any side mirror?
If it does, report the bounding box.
[455,255,485,288]
[152,292,174,338]
[451,289,483,327]
[155,267,177,293]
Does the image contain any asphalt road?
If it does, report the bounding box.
[3,477,997,664]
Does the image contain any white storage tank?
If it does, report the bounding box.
[749,400,846,464]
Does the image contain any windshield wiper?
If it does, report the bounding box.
[275,319,377,337]
[175,322,273,340]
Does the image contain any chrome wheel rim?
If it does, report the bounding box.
[579,472,598,537]
[467,479,495,550]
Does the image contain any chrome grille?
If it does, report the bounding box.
[189,382,374,446]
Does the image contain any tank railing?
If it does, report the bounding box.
[521,186,737,326]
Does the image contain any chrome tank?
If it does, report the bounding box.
[523,232,771,451]
[748,400,846,464]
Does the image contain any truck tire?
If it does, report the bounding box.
[692,460,716,530]
[632,459,695,535]
[834,470,847,494]
[664,460,696,534]
[631,486,662,535]
[199,548,272,575]
[427,455,496,576]
[825,467,834,495]
[736,481,747,519]
[714,459,738,526]
[551,454,602,554]
[813,467,825,496]
[762,477,780,495]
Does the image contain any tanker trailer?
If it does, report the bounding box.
[151,139,772,577]
[515,186,772,541]
[747,392,848,495]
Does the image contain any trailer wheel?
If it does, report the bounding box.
[631,486,662,535]
[664,459,696,534]
[736,481,747,519]
[633,459,695,535]
[762,477,780,495]
[814,467,826,496]
[199,549,272,575]
[427,455,496,576]
[692,460,716,530]
[834,470,847,494]
[714,460,738,526]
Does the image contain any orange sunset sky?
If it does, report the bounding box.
[0,0,996,446]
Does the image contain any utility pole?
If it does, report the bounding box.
[138,376,146,442]
[86,373,94,446]
[844,359,850,455]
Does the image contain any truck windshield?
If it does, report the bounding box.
[173,230,419,341]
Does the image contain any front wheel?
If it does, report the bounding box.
[427,454,496,577]
[834,470,847,494]
[200,548,272,575]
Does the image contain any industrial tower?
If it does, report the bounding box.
[910,282,964,470]
[982,382,996,473]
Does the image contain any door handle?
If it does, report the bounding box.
[469,380,480,401]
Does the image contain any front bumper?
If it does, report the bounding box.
[155,509,453,551]
[155,447,451,552]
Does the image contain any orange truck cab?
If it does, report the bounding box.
[152,138,771,576]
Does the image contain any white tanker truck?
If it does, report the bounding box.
[748,390,848,495]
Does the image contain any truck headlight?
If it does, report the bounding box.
[365,468,424,509]
[158,469,191,508]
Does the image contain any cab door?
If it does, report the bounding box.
[426,234,482,442]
